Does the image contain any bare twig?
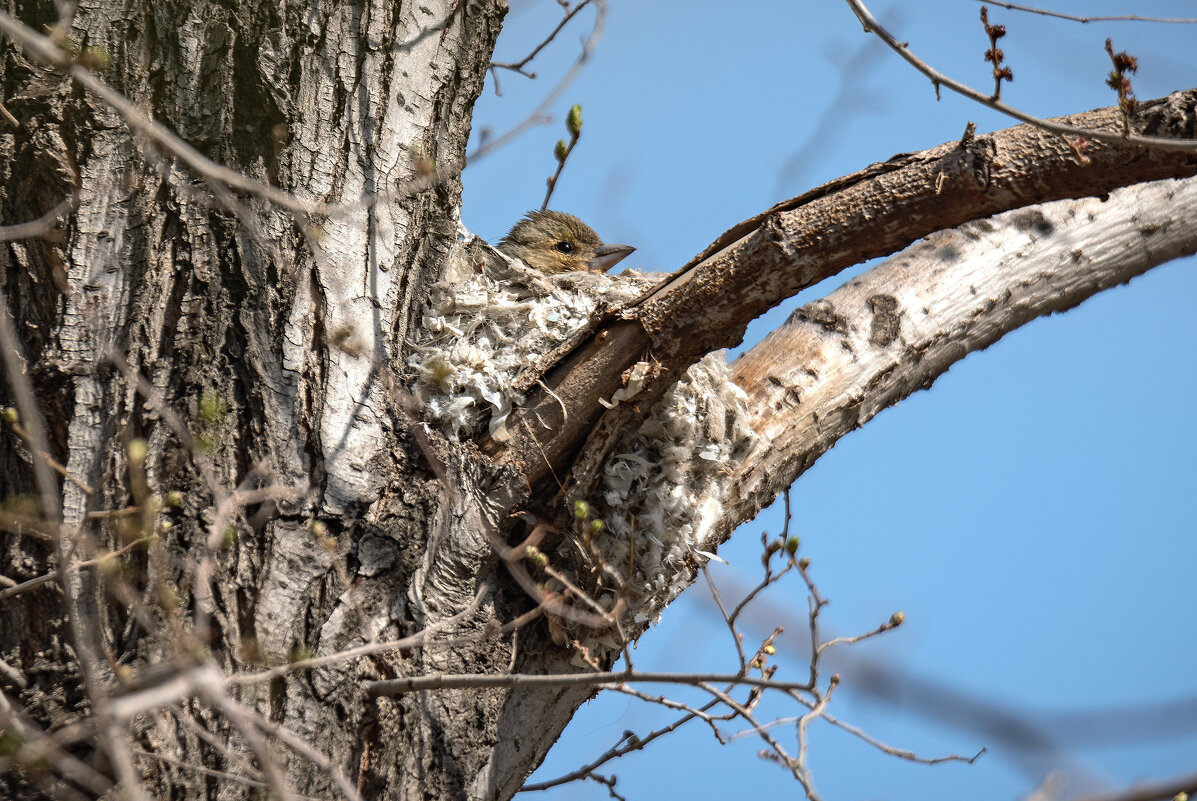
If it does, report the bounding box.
[469,0,607,163]
[491,0,597,80]
[701,682,818,798]
[842,0,1197,152]
[194,481,310,646]
[817,613,903,652]
[204,693,300,801]
[0,292,61,523]
[212,697,362,801]
[514,506,955,799]
[132,749,275,794]
[703,563,748,671]
[519,719,704,794]
[0,534,151,601]
[0,196,76,241]
[795,674,839,787]
[5,416,94,494]
[0,689,113,796]
[104,349,225,499]
[1104,38,1139,135]
[972,1,1197,25]
[815,710,985,766]
[541,104,582,210]
[365,669,814,697]
[979,6,1013,100]
[227,579,492,686]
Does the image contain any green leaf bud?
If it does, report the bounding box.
[566,104,582,136]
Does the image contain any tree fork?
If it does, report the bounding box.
[491,90,1197,495]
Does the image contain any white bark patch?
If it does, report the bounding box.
[62,130,135,527]
[287,2,457,511]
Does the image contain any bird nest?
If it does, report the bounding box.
[407,226,757,650]
[406,228,659,441]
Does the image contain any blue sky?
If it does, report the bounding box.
[462,2,1197,799]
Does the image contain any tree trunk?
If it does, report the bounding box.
[0,1,548,799]
[3,2,1196,800]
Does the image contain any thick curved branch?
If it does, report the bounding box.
[722,174,1197,534]
[492,91,1197,493]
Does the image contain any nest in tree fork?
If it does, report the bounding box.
[407,228,757,650]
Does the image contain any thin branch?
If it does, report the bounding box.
[491,0,596,79]
[817,710,985,766]
[979,6,1013,100]
[584,772,625,801]
[703,563,748,672]
[194,482,310,645]
[6,417,94,494]
[0,689,113,796]
[215,698,362,801]
[700,682,817,798]
[818,613,903,653]
[104,349,226,500]
[132,750,276,794]
[842,0,1197,152]
[227,579,492,686]
[365,669,815,697]
[0,534,151,601]
[204,693,300,801]
[541,106,581,210]
[0,292,61,523]
[519,700,719,793]
[0,195,76,241]
[468,0,606,162]
[796,675,839,788]
[972,1,1197,25]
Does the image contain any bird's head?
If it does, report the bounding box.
[497,210,635,275]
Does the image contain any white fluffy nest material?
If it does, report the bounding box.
[406,230,656,441]
[563,353,757,647]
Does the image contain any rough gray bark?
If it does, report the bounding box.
[1,2,1195,801]
[0,1,530,799]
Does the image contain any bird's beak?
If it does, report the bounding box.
[589,243,635,273]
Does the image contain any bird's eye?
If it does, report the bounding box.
[554,241,574,254]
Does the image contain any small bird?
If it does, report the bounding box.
[497,210,635,275]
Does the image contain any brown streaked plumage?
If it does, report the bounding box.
[497,210,635,275]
